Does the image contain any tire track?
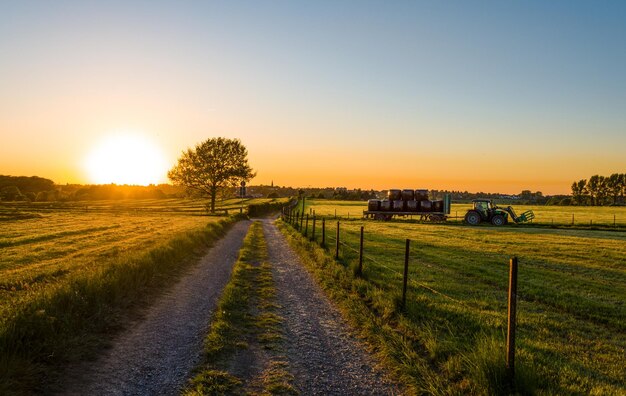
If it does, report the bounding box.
[60,220,251,396]
[261,219,400,395]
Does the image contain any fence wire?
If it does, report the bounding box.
[281,210,613,310]
[290,218,476,308]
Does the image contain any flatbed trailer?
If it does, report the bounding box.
[364,193,452,222]
[363,210,449,222]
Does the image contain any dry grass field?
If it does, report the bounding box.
[0,197,281,394]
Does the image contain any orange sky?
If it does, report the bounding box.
[1,2,625,195]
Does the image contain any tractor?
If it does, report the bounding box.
[464,199,535,226]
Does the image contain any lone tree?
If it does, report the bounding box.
[168,137,255,213]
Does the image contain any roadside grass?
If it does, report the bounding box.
[277,209,626,395]
[185,221,296,396]
[0,216,240,395]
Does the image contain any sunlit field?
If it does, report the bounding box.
[305,199,626,226]
[0,211,214,314]
[0,197,276,216]
[0,197,282,393]
[282,199,626,394]
[0,198,282,315]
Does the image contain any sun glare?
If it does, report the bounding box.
[85,133,168,185]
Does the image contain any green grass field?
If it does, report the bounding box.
[282,199,625,394]
[305,199,626,227]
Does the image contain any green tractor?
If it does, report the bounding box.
[464,199,535,226]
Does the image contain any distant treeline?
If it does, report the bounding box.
[3,174,624,205]
[571,173,625,206]
[0,175,186,202]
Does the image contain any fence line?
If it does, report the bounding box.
[290,208,626,228]
[311,219,476,308]
[281,204,520,382]
[282,208,517,311]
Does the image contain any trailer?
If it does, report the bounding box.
[363,190,534,226]
[364,193,452,222]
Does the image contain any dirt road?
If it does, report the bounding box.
[61,218,399,395]
[261,219,399,395]
[61,221,251,396]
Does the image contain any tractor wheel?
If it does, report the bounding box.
[491,215,505,226]
[465,211,481,225]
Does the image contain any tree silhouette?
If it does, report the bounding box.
[571,179,587,205]
[607,173,621,205]
[586,175,602,205]
[168,138,255,213]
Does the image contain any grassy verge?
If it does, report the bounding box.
[0,216,240,395]
[184,221,296,395]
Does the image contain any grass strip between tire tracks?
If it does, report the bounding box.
[0,216,242,395]
[184,221,297,396]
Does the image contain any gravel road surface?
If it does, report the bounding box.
[262,219,400,395]
[61,220,251,396]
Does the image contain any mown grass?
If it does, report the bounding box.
[0,211,241,395]
[185,221,296,396]
[279,201,626,395]
[0,197,285,216]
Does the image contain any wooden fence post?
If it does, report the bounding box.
[357,226,364,276]
[572,213,574,225]
[614,214,616,227]
[402,239,410,309]
[506,257,519,383]
[300,211,304,230]
[335,221,340,259]
[322,218,326,247]
[312,215,316,241]
[305,214,309,237]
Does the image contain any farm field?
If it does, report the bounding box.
[0,197,286,314]
[283,199,626,394]
[0,197,282,393]
[0,196,276,216]
[306,199,626,227]
[1,210,214,315]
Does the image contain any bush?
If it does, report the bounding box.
[0,186,22,201]
[559,197,572,206]
[248,201,283,217]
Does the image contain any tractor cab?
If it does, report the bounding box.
[472,199,493,217]
[465,199,509,226]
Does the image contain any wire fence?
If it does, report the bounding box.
[293,204,626,229]
[282,206,506,309]
[281,204,523,378]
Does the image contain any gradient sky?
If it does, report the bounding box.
[1,1,625,194]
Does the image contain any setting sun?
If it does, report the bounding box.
[84,133,168,185]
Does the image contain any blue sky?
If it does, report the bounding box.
[1,1,624,193]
